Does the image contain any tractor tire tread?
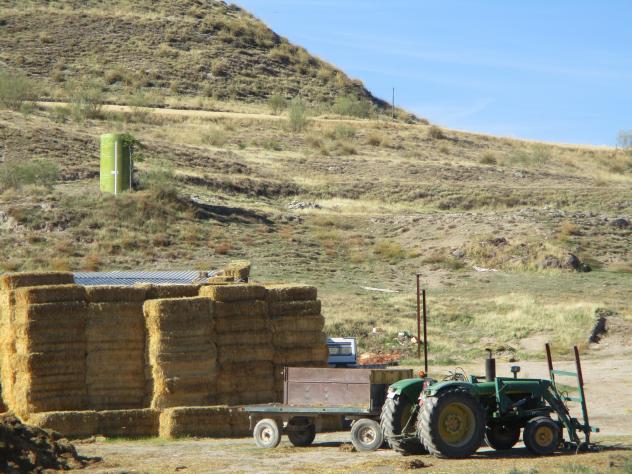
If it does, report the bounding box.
[380,396,427,455]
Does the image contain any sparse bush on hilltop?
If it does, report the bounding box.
[332,94,374,118]
[287,97,308,132]
[0,70,39,111]
[0,158,59,191]
[618,130,632,150]
[66,79,104,122]
[267,94,287,114]
[428,125,445,139]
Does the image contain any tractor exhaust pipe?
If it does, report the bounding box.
[485,349,496,382]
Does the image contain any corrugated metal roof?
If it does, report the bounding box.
[74,270,220,286]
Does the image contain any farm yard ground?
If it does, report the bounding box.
[71,357,632,474]
[74,434,632,474]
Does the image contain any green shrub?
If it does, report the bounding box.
[287,97,308,132]
[428,125,445,139]
[67,79,103,122]
[0,70,38,111]
[480,151,497,164]
[267,94,287,114]
[203,127,228,147]
[332,94,374,118]
[373,240,406,263]
[0,159,59,191]
[333,124,356,139]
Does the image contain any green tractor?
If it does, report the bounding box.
[381,344,598,458]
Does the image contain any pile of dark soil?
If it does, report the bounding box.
[0,414,100,472]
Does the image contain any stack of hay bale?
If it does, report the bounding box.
[85,286,147,410]
[267,284,328,401]
[9,282,88,416]
[159,406,249,438]
[200,284,274,405]
[144,297,216,408]
[0,273,76,415]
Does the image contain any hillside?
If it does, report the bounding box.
[0,0,384,107]
[0,0,631,367]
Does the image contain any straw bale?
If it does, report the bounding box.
[217,361,273,377]
[271,314,325,332]
[213,300,267,320]
[266,284,317,303]
[159,406,233,438]
[0,272,74,290]
[15,285,86,305]
[273,346,329,365]
[217,390,276,405]
[205,276,235,284]
[97,409,159,438]
[13,301,88,324]
[216,332,271,346]
[229,408,251,436]
[85,286,147,303]
[217,378,273,393]
[199,284,265,302]
[215,315,269,333]
[273,331,326,348]
[28,411,99,439]
[144,297,212,325]
[223,260,251,280]
[268,300,321,317]
[138,284,201,300]
[217,346,273,364]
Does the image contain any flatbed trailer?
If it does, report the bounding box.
[244,366,412,451]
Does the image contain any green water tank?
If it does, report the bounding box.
[100,133,133,195]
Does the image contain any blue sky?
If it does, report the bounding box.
[233,0,631,146]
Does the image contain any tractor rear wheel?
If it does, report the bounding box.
[417,388,485,458]
[380,396,427,455]
[287,417,316,447]
[484,423,521,451]
[523,416,559,456]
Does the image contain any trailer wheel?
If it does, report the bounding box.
[253,418,281,449]
[417,388,485,458]
[484,423,520,451]
[350,418,384,452]
[380,396,427,455]
[523,417,559,456]
[287,417,316,447]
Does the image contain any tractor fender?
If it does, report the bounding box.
[423,380,477,398]
[386,378,426,404]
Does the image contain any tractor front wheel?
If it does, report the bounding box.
[523,416,559,456]
[381,396,427,455]
[417,388,485,458]
[484,423,521,451]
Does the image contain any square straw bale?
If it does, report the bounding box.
[0,272,74,290]
[265,284,317,303]
[15,285,86,305]
[199,284,265,302]
[159,406,232,438]
[97,409,159,437]
[85,286,147,303]
[28,410,99,439]
[268,300,322,317]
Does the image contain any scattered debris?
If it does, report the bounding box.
[405,459,429,469]
[338,442,355,452]
[452,249,465,259]
[287,200,321,210]
[487,237,508,247]
[0,414,100,472]
[361,286,399,293]
[609,217,630,228]
[357,352,402,366]
[589,308,616,343]
[473,266,499,272]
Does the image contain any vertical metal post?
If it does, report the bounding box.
[416,274,421,360]
[113,140,118,196]
[574,346,591,444]
[422,289,428,374]
[392,87,395,121]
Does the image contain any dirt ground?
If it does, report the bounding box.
[73,433,632,474]
[70,355,632,474]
